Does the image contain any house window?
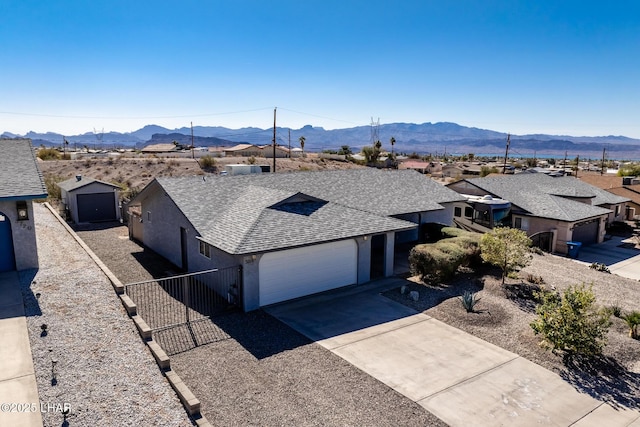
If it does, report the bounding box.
[146,211,151,222]
[514,217,522,229]
[454,207,462,217]
[199,241,211,258]
[615,205,621,216]
[464,207,473,218]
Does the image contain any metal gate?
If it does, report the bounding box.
[124,266,242,355]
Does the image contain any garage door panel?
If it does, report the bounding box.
[259,240,357,306]
[572,220,598,245]
[77,193,116,223]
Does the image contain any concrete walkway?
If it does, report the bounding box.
[266,278,640,427]
[0,271,42,427]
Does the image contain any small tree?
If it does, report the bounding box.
[530,284,611,356]
[480,227,531,284]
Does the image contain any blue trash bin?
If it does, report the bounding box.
[566,241,582,258]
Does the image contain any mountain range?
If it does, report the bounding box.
[3,122,640,159]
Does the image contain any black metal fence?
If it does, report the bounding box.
[124,266,242,354]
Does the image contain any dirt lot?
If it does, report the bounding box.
[384,254,640,409]
[39,154,365,198]
[74,223,446,427]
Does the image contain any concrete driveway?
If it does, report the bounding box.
[266,278,640,427]
[574,236,640,280]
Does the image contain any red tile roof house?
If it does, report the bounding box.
[578,173,640,220]
[0,139,48,272]
[128,169,465,311]
[447,173,629,255]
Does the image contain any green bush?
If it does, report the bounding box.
[480,227,532,285]
[589,262,611,273]
[530,284,611,357]
[409,231,481,282]
[441,227,467,238]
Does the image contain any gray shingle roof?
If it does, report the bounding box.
[0,139,47,200]
[155,169,459,254]
[58,176,121,192]
[464,173,614,221]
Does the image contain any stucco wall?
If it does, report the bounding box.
[0,200,38,270]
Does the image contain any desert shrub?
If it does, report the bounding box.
[589,262,611,273]
[607,304,622,318]
[526,274,545,285]
[37,148,61,161]
[248,156,256,165]
[621,311,640,339]
[460,291,481,313]
[530,283,611,357]
[44,175,64,200]
[200,155,216,169]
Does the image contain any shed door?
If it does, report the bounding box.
[0,212,16,272]
[77,193,116,222]
[259,240,357,306]
[572,219,599,245]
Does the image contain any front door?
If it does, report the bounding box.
[0,212,16,272]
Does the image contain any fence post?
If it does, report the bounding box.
[183,276,189,324]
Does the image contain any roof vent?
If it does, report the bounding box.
[75,175,82,181]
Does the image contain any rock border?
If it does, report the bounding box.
[43,202,212,427]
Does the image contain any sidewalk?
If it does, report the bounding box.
[0,271,42,427]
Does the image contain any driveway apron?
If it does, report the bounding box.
[266,279,640,427]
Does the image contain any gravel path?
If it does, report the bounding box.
[21,203,193,427]
[74,222,447,426]
[384,253,640,409]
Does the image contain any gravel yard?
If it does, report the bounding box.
[73,221,447,426]
[22,203,192,427]
[384,253,640,409]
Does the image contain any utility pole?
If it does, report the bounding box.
[272,107,277,173]
[502,133,511,174]
[575,155,579,178]
[563,151,568,175]
[288,128,291,158]
[191,121,194,159]
[601,147,606,176]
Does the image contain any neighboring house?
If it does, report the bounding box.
[261,145,290,158]
[578,174,640,220]
[140,143,180,153]
[223,144,263,157]
[58,175,121,223]
[129,169,464,311]
[448,172,628,254]
[0,139,48,272]
[399,160,433,174]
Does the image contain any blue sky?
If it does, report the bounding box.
[1,1,639,138]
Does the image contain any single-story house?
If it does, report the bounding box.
[447,172,629,254]
[223,144,263,157]
[129,169,464,310]
[140,143,180,153]
[578,174,640,220]
[0,139,48,272]
[260,145,290,158]
[58,175,121,223]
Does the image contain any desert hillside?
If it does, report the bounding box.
[39,154,365,198]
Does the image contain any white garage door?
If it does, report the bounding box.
[259,240,358,306]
